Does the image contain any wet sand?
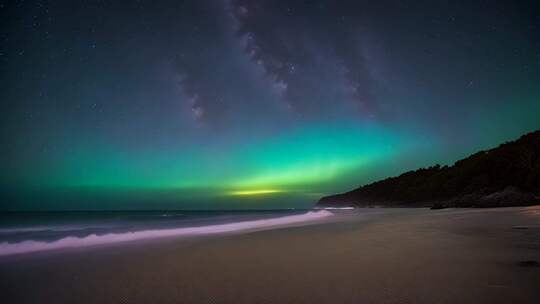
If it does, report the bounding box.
[1,207,540,304]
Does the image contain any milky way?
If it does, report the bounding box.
[1,0,540,210]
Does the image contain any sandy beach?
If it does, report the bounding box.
[1,207,540,304]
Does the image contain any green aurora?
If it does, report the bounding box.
[6,121,434,209]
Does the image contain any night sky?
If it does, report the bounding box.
[1,0,540,210]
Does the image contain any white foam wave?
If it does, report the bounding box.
[0,211,332,256]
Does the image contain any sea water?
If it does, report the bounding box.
[0,210,332,256]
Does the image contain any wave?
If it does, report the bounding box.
[0,210,332,256]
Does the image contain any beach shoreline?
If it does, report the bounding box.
[1,207,540,303]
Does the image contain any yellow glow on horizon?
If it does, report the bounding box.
[228,189,284,196]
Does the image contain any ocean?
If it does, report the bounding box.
[0,210,333,256]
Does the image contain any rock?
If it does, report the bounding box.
[430,202,447,210]
[517,260,540,267]
[479,187,536,207]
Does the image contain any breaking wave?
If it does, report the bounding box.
[0,210,332,256]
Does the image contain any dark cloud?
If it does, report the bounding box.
[230,0,378,118]
[173,1,289,129]
[172,1,386,126]
[173,2,230,125]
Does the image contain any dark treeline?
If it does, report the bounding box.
[319,130,540,208]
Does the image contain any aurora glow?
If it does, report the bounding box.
[32,121,421,207]
[229,190,284,196]
[1,1,540,210]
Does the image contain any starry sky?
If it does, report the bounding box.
[1,0,540,210]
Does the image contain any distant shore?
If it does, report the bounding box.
[318,130,540,209]
[2,207,540,303]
